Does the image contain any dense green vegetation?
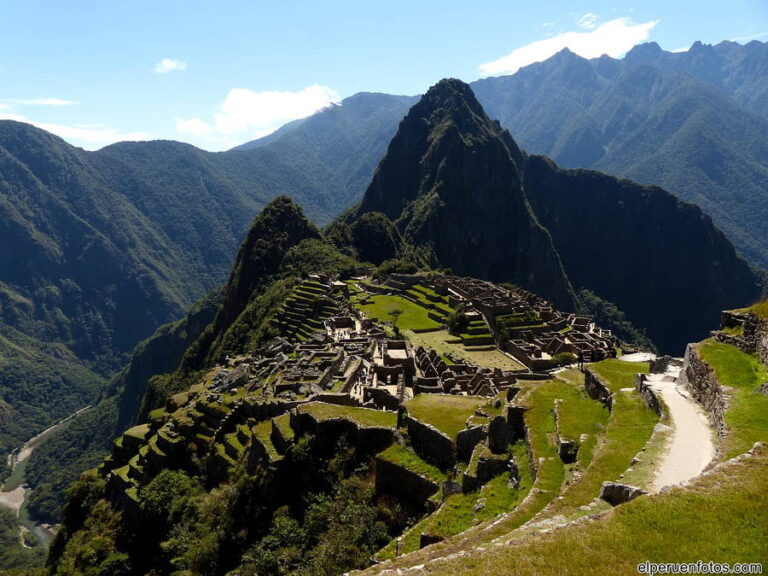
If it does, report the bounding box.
[577,288,657,352]
[0,506,45,570]
[0,324,104,482]
[24,399,119,523]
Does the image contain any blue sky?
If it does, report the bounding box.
[1,1,766,150]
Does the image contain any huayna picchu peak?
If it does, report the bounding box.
[338,79,761,354]
[354,79,574,311]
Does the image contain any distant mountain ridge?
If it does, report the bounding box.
[237,40,768,269]
[471,40,768,267]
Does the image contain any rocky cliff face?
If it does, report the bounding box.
[522,155,761,354]
[355,79,575,310]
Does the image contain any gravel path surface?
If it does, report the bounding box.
[646,370,715,491]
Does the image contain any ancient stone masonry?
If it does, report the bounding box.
[552,399,579,463]
[599,481,646,506]
[678,344,726,437]
[375,455,441,510]
[584,368,613,410]
[429,275,615,370]
[635,373,663,416]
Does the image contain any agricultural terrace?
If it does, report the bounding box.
[357,293,443,332]
[698,340,768,459]
[404,394,489,438]
[298,401,398,428]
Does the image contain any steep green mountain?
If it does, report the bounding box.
[0,96,410,481]
[521,156,759,353]
[0,325,104,480]
[349,79,574,310]
[234,93,417,215]
[471,41,768,268]
[341,79,761,354]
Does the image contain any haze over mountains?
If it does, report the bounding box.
[239,40,768,269]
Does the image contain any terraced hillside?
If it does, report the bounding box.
[45,260,767,576]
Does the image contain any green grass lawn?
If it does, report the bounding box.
[403,329,526,370]
[404,395,487,438]
[252,421,281,461]
[404,445,768,576]
[552,371,610,470]
[735,300,768,319]
[299,402,397,428]
[358,294,443,332]
[378,444,447,484]
[540,388,658,520]
[590,358,650,393]
[698,340,768,459]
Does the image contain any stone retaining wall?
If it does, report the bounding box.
[584,368,613,410]
[456,424,486,462]
[374,455,440,508]
[405,415,456,470]
[677,344,725,437]
[635,374,663,416]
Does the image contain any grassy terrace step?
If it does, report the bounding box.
[271,414,294,453]
[404,395,488,439]
[299,402,397,428]
[252,420,282,461]
[123,424,150,443]
[357,294,443,331]
[590,358,650,393]
[224,431,247,460]
[368,379,604,570]
[533,388,657,523]
[397,445,768,576]
[378,443,447,485]
[698,340,768,459]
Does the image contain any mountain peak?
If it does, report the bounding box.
[354,80,575,309]
[625,41,664,62]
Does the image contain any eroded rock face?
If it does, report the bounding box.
[599,481,646,506]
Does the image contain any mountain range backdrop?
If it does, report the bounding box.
[0,39,767,573]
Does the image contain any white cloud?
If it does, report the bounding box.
[480,17,660,76]
[175,116,213,137]
[2,97,78,107]
[543,21,555,28]
[154,58,187,74]
[176,84,339,149]
[577,13,599,30]
[671,46,690,53]
[21,97,78,106]
[730,31,768,43]
[0,110,150,149]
